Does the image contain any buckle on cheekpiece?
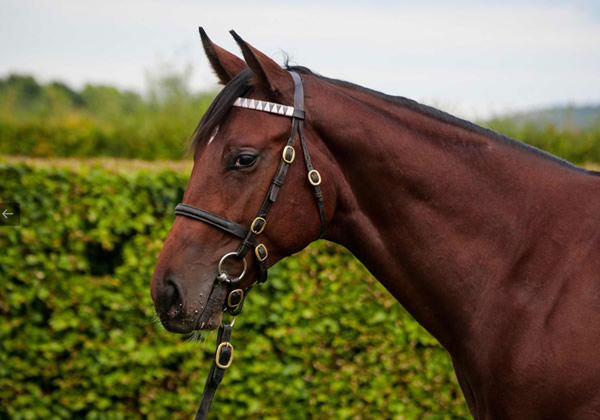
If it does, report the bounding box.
[255,244,268,262]
[282,145,296,163]
[250,217,266,235]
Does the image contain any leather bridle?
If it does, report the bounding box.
[174,71,326,419]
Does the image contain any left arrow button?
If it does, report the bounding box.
[0,203,20,226]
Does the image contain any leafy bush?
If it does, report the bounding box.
[0,162,469,419]
[0,73,213,160]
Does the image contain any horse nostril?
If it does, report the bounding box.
[157,278,184,316]
[165,280,177,302]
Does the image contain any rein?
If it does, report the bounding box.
[174,71,326,419]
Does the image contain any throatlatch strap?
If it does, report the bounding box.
[290,72,305,120]
[291,71,326,237]
[298,122,327,237]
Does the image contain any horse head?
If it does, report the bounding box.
[151,29,334,333]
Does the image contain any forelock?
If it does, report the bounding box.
[190,68,253,150]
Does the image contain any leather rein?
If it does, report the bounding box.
[173,71,326,419]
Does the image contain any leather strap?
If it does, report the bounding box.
[175,204,249,240]
[290,71,326,237]
[195,324,233,420]
[298,121,327,237]
[290,71,305,120]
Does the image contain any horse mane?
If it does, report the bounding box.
[191,63,596,177]
[286,65,595,175]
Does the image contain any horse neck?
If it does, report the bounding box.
[309,79,598,352]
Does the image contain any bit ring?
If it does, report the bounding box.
[217,252,247,282]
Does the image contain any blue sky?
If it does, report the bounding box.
[1,0,599,119]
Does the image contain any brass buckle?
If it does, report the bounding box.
[308,169,322,186]
[227,288,244,310]
[282,145,295,163]
[215,342,234,369]
[250,217,266,235]
[255,244,268,262]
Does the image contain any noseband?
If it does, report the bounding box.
[174,71,326,419]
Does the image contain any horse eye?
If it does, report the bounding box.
[233,153,258,169]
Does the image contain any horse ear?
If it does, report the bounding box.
[199,27,246,85]
[230,30,290,95]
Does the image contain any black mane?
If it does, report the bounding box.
[191,64,596,176]
[286,66,591,174]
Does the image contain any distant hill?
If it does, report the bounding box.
[503,104,600,129]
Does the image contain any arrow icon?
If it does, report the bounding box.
[0,203,20,226]
[0,203,21,226]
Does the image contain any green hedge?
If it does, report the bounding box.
[0,163,469,419]
[0,114,196,160]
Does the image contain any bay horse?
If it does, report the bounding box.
[151,29,600,419]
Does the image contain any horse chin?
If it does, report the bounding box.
[194,282,227,331]
[196,309,223,331]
